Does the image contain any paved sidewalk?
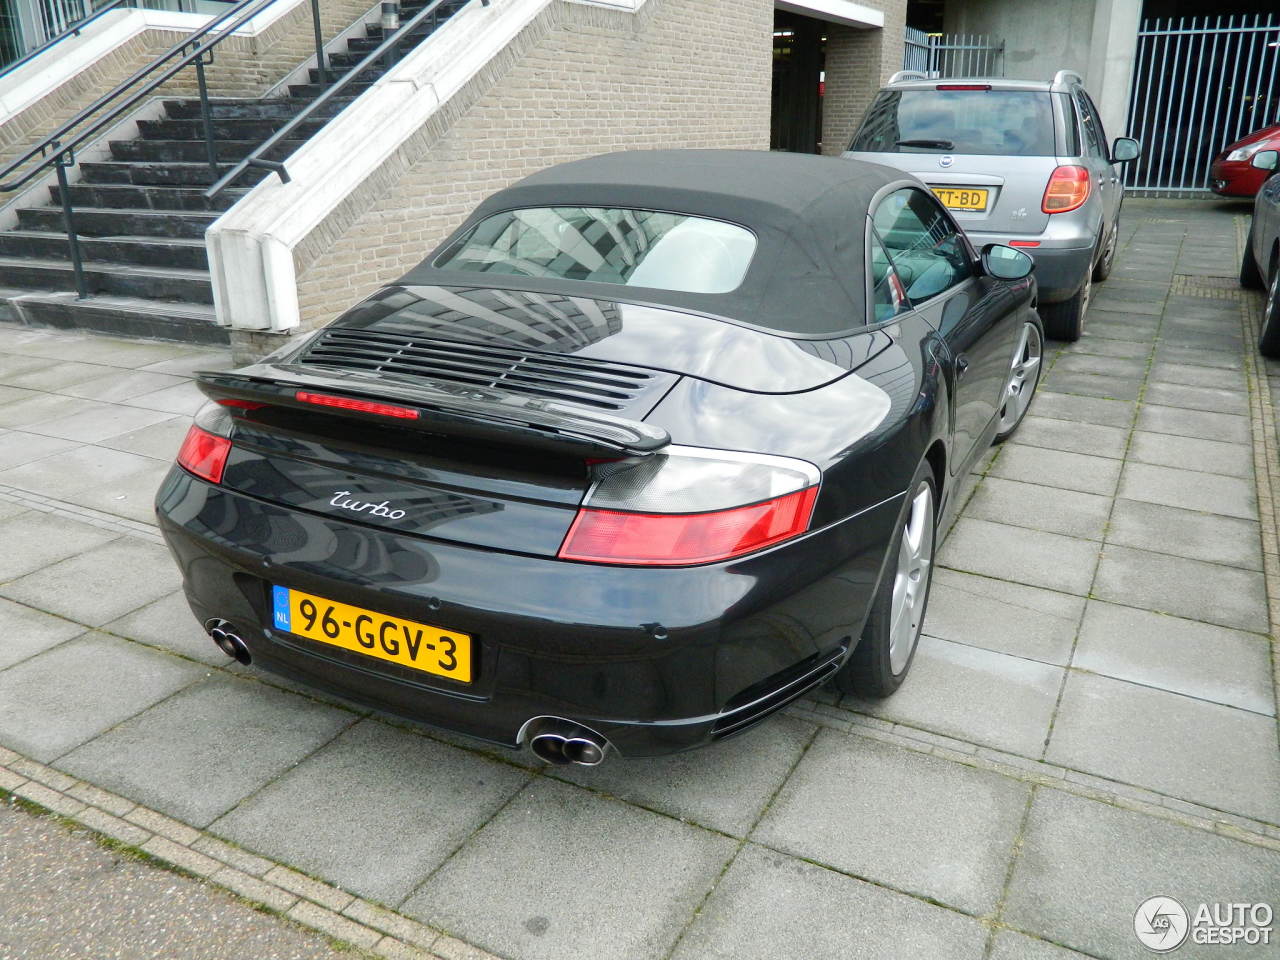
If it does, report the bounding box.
[0,198,1277,960]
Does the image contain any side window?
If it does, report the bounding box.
[870,231,910,323]
[1083,90,1109,151]
[872,188,973,303]
[1074,90,1103,158]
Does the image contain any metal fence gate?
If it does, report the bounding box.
[1124,14,1280,196]
[904,26,1005,79]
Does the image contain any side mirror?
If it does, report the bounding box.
[982,244,1034,281]
[1110,137,1141,163]
[1251,150,1279,172]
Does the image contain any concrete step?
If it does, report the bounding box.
[137,117,332,143]
[49,182,246,212]
[0,256,212,303]
[289,81,374,99]
[0,230,209,270]
[1,292,226,344]
[108,138,307,164]
[17,206,218,240]
[307,65,384,85]
[78,161,271,188]
[161,97,328,120]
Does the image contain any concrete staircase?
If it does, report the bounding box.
[0,0,466,344]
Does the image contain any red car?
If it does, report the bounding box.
[1211,124,1280,197]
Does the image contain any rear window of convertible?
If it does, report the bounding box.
[851,89,1056,157]
[434,206,757,295]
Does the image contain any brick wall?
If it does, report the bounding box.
[287,0,775,335]
[821,0,907,157]
[0,0,371,184]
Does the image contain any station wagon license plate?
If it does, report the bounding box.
[271,586,472,683]
[931,187,990,211]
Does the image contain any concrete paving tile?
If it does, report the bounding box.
[1041,369,1142,401]
[1088,293,1163,316]
[0,354,59,380]
[21,336,193,369]
[1136,403,1251,443]
[1050,353,1148,379]
[552,714,814,837]
[964,476,1111,540]
[1073,601,1274,716]
[105,591,228,667]
[1004,416,1129,459]
[59,369,187,403]
[1070,336,1151,360]
[59,675,356,827]
[0,393,103,430]
[1093,544,1267,633]
[925,569,1085,665]
[1112,495,1262,570]
[0,443,164,498]
[23,402,174,443]
[940,517,1098,595]
[1003,789,1280,959]
[0,430,81,469]
[1148,361,1247,391]
[403,777,736,960]
[1046,672,1280,822]
[68,460,171,523]
[1,361,115,392]
[213,719,531,904]
[670,845,988,960]
[122,381,206,416]
[845,635,1062,757]
[990,445,1122,496]
[1127,430,1253,479]
[0,385,39,406]
[0,597,87,669]
[988,931,1091,959]
[0,632,203,761]
[1152,343,1242,370]
[753,731,1029,914]
[98,416,188,461]
[1028,391,1136,428]
[1117,461,1256,520]
[1158,328,1244,353]
[0,511,119,581]
[0,538,179,627]
[138,349,234,377]
[1143,380,1249,415]
[0,500,27,522]
[1084,312,1160,339]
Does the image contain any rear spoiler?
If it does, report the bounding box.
[196,363,671,458]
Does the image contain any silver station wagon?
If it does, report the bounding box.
[844,70,1141,342]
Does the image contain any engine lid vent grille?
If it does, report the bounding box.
[300,328,660,411]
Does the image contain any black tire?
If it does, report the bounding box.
[1093,218,1119,282]
[993,316,1045,444]
[1260,265,1280,359]
[1039,265,1091,342]
[831,461,937,698]
[1241,224,1264,290]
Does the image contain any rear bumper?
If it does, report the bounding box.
[155,468,902,757]
[966,228,1094,303]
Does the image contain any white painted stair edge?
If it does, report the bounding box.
[206,0,656,333]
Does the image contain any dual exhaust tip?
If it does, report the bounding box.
[205,618,251,665]
[522,717,610,767]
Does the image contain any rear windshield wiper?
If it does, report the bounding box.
[895,139,955,149]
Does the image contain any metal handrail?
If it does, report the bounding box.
[205,0,487,198]
[0,0,334,299]
[0,0,132,82]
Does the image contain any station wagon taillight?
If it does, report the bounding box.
[1042,165,1091,213]
[558,447,820,566]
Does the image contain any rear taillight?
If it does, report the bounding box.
[936,83,991,91]
[177,425,231,484]
[177,402,235,484]
[558,446,820,566]
[1042,165,1091,213]
[295,391,419,420]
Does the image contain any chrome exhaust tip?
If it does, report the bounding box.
[521,717,610,767]
[204,618,252,665]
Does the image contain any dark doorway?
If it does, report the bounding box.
[771,12,824,153]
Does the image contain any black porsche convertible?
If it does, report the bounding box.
[157,150,1041,764]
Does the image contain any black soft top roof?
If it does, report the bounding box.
[400,150,910,337]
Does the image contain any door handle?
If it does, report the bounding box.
[956,355,970,379]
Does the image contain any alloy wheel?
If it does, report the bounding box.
[997,321,1043,434]
[887,481,934,675]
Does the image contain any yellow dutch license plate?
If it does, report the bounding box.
[271,586,472,683]
[932,187,990,211]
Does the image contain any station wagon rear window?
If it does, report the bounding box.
[851,89,1057,157]
[435,206,757,295]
